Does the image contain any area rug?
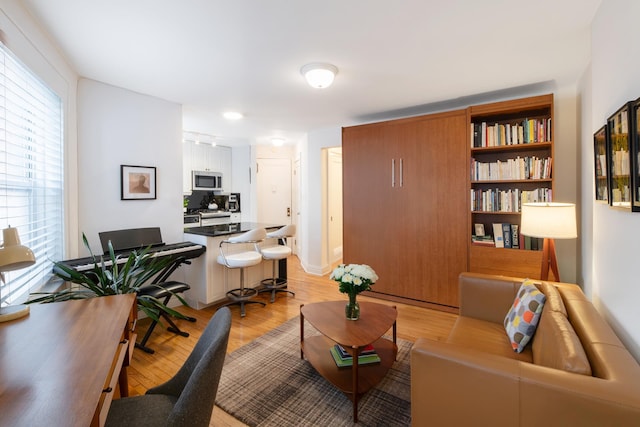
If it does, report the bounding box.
[216,316,412,426]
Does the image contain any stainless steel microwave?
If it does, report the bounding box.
[192,171,223,191]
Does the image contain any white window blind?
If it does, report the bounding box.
[0,42,63,306]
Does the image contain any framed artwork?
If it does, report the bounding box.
[593,125,609,203]
[633,98,640,212]
[606,102,633,209]
[121,165,156,200]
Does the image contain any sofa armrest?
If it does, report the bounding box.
[458,272,523,323]
[411,337,520,427]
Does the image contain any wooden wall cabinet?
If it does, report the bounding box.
[342,94,554,310]
[342,110,468,310]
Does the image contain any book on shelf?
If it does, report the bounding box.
[472,235,495,246]
[492,223,505,248]
[483,223,546,251]
[511,224,519,249]
[330,344,381,367]
[470,118,552,148]
[502,223,512,248]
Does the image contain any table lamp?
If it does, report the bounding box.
[520,202,577,282]
[0,226,36,322]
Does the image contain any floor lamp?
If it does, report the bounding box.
[0,226,36,322]
[520,203,577,282]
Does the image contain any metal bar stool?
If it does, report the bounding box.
[217,228,266,317]
[258,224,296,303]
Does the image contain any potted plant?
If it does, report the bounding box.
[27,233,190,323]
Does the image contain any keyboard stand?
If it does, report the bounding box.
[135,256,197,354]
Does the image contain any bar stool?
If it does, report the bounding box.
[217,228,266,317]
[258,224,296,303]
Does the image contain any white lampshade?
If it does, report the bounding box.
[0,227,35,322]
[0,227,36,272]
[520,203,577,239]
[300,63,338,89]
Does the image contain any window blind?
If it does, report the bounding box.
[0,42,63,305]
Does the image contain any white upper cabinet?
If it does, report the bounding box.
[183,141,232,193]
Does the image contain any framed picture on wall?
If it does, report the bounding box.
[121,165,156,200]
[593,125,609,203]
[606,102,634,209]
[632,98,640,212]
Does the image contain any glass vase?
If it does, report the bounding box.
[345,294,360,320]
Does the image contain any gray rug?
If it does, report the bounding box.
[216,316,412,426]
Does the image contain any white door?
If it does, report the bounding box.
[292,158,300,255]
[257,158,292,225]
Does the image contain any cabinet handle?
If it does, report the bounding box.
[391,159,396,187]
[399,158,404,187]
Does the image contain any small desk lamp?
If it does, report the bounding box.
[520,202,577,282]
[0,226,36,322]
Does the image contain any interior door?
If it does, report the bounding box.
[256,158,292,225]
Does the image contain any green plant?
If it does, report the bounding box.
[28,233,190,323]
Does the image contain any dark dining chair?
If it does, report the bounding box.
[105,307,232,427]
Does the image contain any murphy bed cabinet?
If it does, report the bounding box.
[342,94,554,312]
[342,109,468,311]
[468,94,553,279]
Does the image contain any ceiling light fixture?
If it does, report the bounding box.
[271,138,285,147]
[223,111,243,120]
[300,63,338,89]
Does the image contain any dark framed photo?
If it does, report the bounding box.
[606,102,634,209]
[632,98,640,212]
[121,165,156,200]
[593,125,609,203]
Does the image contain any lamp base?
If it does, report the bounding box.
[541,238,560,282]
[0,304,30,322]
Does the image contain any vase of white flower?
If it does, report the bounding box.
[345,293,360,320]
[329,263,378,320]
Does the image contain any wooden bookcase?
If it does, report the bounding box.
[467,94,554,279]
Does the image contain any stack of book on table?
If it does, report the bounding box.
[330,343,381,367]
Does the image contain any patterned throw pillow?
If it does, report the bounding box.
[504,279,546,353]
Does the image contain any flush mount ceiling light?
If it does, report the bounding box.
[271,138,285,147]
[300,63,338,89]
[223,111,243,120]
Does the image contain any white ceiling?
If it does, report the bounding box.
[22,0,602,146]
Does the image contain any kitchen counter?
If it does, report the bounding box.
[182,222,286,309]
[183,222,281,237]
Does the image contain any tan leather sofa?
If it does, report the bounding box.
[411,272,640,426]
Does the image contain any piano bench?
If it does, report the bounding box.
[136,281,196,354]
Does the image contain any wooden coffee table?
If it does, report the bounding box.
[300,301,397,422]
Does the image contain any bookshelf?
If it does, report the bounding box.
[468,94,554,278]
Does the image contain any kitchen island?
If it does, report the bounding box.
[183,222,285,309]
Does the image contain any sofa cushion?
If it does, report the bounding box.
[532,310,592,376]
[447,316,533,362]
[537,281,567,316]
[504,279,546,353]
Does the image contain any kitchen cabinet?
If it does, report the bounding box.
[342,109,468,310]
[182,141,232,193]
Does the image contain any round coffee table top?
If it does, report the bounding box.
[301,300,397,349]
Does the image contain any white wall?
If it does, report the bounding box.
[0,1,79,256]
[77,79,183,254]
[589,0,640,360]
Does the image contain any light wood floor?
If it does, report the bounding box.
[128,256,458,426]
